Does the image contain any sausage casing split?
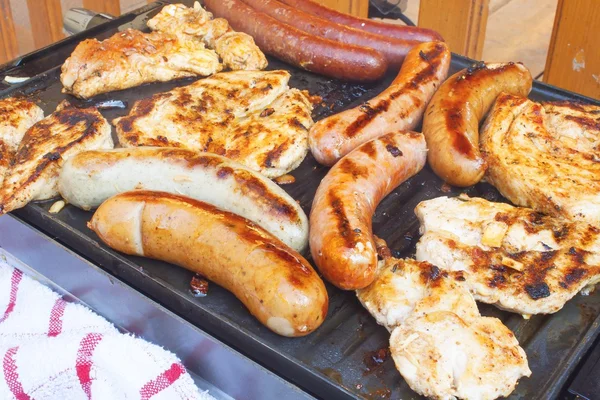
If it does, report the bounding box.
[309,41,450,166]
[204,0,388,82]
[422,62,533,187]
[309,131,427,290]
[58,147,309,252]
[240,0,417,69]
[89,191,328,337]
[277,0,443,43]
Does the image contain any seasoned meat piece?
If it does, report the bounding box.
[415,195,600,315]
[113,70,312,178]
[481,93,600,223]
[147,2,267,71]
[0,101,113,215]
[0,98,44,186]
[357,240,530,400]
[61,29,221,98]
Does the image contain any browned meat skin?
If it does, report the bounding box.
[422,62,532,187]
[89,190,328,337]
[60,29,221,99]
[481,93,600,223]
[357,241,530,400]
[113,70,313,178]
[147,2,267,71]
[0,101,113,215]
[0,98,44,186]
[415,195,600,315]
[309,41,450,166]
[203,0,388,82]
[309,131,426,290]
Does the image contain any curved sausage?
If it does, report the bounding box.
[58,147,309,252]
[422,62,533,187]
[309,41,450,166]
[309,131,427,290]
[204,0,388,82]
[277,0,443,42]
[240,0,418,69]
[89,191,329,337]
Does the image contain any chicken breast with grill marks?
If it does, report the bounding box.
[0,98,44,186]
[113,70,313,178]
[415,195,600,316]
[481,93,600,223]
[61,29,221,99]
[0,101,113,215]
[357,239,530,400]
[147,2,267,71]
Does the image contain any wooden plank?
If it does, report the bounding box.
[418,0,489,59]
[26,0,64,49]
[0,0,18,63]
[83,0,121,16]
[315,0,369,18]
[543,0,599,99]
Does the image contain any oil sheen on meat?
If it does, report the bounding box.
[415,195,600,316]
[113,70,313,178]
[0,98,44,187]
[357,238,530,400]
[481,93,600,224]
[0,101,113,215]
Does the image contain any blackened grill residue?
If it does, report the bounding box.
[363,348,390,375]
[385,144,402,157]
[43,152,61,161]
[525,282,551,300]
[190,274,209,297]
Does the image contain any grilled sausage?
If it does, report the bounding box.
[240,0,417,69]
[89,191,328,337]
[204,0,388,82]
[309,131,427,290]
[309,41,450,166]
[422,62,533,187]
[277,0,443,43]
[58,147,309,252]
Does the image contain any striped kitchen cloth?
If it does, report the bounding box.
[0,259,215,400]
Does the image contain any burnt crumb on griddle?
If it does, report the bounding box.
[525,282,551,300]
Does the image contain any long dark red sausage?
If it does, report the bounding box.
[204,0,388,82]
[277,0,443,43]
[239,0,418,69]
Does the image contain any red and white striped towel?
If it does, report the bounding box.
[0,259,215,400]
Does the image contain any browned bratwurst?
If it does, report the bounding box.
[277,0,443,43]
[240,0,418,69]
[309,132,427,290]
[203,0,387,82]
[89,191,328,337]
[422,62,533,187]
[309,41,450,166]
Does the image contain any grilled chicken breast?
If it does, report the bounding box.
[114,70,313,178]
[61,29,221,99]
[147,2,267,71]
[481,93,600,223]
[415,195,600,315]
[0,98,44,186]
[357,239,530,400]
[0,102,113,215]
